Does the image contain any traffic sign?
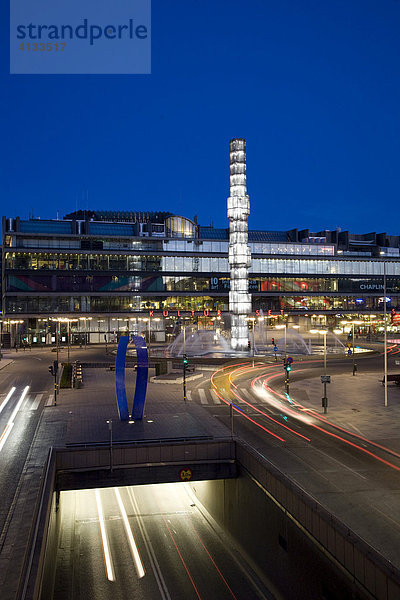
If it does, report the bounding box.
[348,349,352,356]
[179,468,192,481]
[273,346,278,352]
[286,356,293,364]
[321,375,331,383]
[347,342,352,349]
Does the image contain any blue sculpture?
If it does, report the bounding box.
[115,335,148,421]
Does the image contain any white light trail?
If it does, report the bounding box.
[114,487,145,578]
[95,489,115,582]
[0,387,16,415]
[252,382,313,426]
[0,386,29,452]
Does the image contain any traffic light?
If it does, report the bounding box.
[248,321,253,330]
[248,341,251,350]
[271,338,275,346]
[285,363,291,372]
[53,360,58,374]
[48,365,54,376]
[183,354,188,366]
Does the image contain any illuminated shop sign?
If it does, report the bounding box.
[145,309,284,317]
[338,279,399,293]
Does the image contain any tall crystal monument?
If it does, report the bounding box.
[228,138,251,350]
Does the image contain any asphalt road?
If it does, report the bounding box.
[0,344,115,546]
[52,483,273,600]
[193,349,400,567]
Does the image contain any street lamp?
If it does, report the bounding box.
[317,329,329,413]
[350,320,363,375]
[383,258,388,407]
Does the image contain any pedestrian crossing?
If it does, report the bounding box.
[22,393,44,410]
[0,391,47,413]
[188,386,265,406]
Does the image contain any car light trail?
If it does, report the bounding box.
[0,387,16,415]
[230,386,311,442]
[161,515,203,600]
[187,518,239,600]
[114,487,145,578]
[0,386,29,453]
[255,371,400,472]
[212,388,286,442]
[95,489,115,582]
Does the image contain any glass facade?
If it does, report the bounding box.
[4,214,400,347]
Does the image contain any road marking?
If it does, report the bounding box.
[95,489,115,582]
[21,395,31,411]
[210,390,221,404]
[198,389,208,404]
[30,393,43,410]
[186,390,192,402]
[0,387,29,452]
[0,388,16,415]
[114,488,145,578]
[46,395,53,407]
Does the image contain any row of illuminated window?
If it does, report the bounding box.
[6,293,397,315]
[7,274,400,294]
[6,237,335,257]
[5,252,400,276]
[5,295,228,314]
[254,296,398,312]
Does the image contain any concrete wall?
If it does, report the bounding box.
[190,442,400,600]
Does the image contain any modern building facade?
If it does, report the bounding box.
[2,208,400,347]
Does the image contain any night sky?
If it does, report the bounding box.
[1,0,400,234]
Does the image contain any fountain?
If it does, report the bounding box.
[272,328,312,355]
[167,328,231,357]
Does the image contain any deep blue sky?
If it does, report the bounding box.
[1,0,400,234]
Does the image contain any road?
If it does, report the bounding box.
[53,483,273,600]
[187,348,400,567]
[0,345,114,545]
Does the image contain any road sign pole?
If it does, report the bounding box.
[323,381,327,414]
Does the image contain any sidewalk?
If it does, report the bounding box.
[0,359,14,371]
[289,370,400,446]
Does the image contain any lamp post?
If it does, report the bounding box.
[350,321,363,375]
[383,259,388,407]
[310,329,328,413]
[183,325,187,403]
[67,320,70,362]
[320,330,328,413]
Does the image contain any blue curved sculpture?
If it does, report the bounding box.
[115,335,148,421]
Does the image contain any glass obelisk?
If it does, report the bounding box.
[228,138,251,351]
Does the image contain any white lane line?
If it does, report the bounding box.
[128,488,171,600]
[46,395,53,407]
[30,393,43,410]
[198,389,208,405]
[210,390,221,404]
[95,489,115,582]
[0,387,16,415]
[186,390,192,402]
[0,386,29,452]
[114,488,145,578]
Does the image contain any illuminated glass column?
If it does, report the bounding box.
[227,138,251,350]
